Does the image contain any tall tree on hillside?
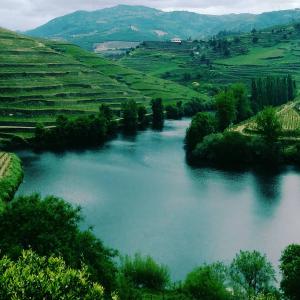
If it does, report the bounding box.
[287,74,296,101]
[231,83,252,122]
[215,91,237,130]
[251,79,259,112]
[256,107,282,143]
[151,98,164,130]
[121,100,138,133]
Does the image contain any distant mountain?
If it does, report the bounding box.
[26,5,300,50]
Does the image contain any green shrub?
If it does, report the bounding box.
[184,263,231,300]
[230,250,276,299]
[119,253,170,291]
[0,194,117,293]
[0,250,104,300]
[280,244,300,300]
[0,153,23,208]
[185,112,216,152]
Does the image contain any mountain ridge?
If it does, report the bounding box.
[26,5,300,51]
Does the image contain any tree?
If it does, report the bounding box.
[151,98,164,129]
[256,107,282,142]
[231,83,252,122]
[118,253,170,291]
[0,194,117,293]
[230,250,276,299]
[280,244,300,300]
[137,105,149,129]
[215,90,237,130]
[0,250,104,300]
[184,263,231,300]
[121,99,138,132]
[100,103,113,122]
[185,112,216,151]
[251,79,259,112]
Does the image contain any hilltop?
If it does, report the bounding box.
[0,28,205,144]
[26,5,300,51]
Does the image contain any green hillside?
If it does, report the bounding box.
[120,23,300,95]
[26,5,300,51]
[0,28,205,144]
[232,99,300,140]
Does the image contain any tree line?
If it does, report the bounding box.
[185,77,299,167]
[0,193,300,299]
[33,97,210,150]
[251,75,296,112]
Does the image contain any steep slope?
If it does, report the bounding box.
[0,28,206,141]
[26,5,300,51]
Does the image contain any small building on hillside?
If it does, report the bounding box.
[171,38,182,43]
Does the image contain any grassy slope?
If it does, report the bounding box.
[0,152,23,210]
[46,41,208,104]
[119,24,300,93]
[0,28,206,141]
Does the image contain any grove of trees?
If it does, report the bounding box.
[251,75,296,112]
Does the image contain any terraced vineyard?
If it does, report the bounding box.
[0,28,206,143]
[232,100,300,139]
[0,152,23,210]
[46,41,207,104]
[278,102,300,132]
[0,152,11,178]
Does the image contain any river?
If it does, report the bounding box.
[17,119,300,280]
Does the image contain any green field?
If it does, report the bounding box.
[0,28,206,142]
[119,24,300,95]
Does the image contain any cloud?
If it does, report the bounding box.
[0,0,299,31]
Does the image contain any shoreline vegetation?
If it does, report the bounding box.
[185,79,300,169]
[0,153,23,210]
[0,192,299,299]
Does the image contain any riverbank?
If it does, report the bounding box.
[16,119,300,281]
[0,152,23,210]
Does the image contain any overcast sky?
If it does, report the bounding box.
[0,0,300,31]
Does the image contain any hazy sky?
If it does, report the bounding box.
[0,0,299,31]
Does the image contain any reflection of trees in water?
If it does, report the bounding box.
[253,168,282,204]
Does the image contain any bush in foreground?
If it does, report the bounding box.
[184,263,231,300]
[0,194,117,293]
[119,253,170,291]
[0,250,104,300]
[280,244,300,300]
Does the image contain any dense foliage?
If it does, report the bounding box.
[0,194,117,293]
[251,75,296,112]
[34,114,109,149]
[118,253,170,291]
[0,154,23,209]
[230,250,276,298]
[166,101,183,120]
[185,112,216,152]
[121,99,138,133]
[280,244,300,300]
[256,107,282,142]
[151,98,165,129]
[0,250,104,300]
[184,263,231,300]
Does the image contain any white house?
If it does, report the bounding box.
[171,38,182,43]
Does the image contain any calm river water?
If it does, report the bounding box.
[17,119,300,280]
